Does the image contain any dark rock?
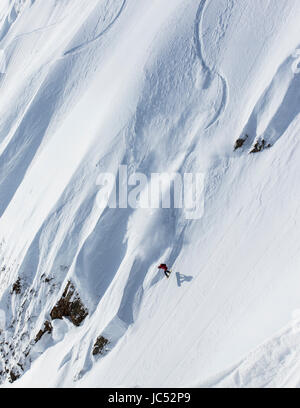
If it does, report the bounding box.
[9,369,20,383]
[250,139,266,153]
[50,281,88,326]
[234,134,248,150]
[92,336,109,356]
[17,362,24,370]
[35,320,53,343]
[12,278,21,294]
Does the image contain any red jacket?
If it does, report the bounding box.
[158,264,168,271]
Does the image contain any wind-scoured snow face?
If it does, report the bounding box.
[1,0,300,388]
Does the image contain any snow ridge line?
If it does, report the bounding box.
[194,0,229,129]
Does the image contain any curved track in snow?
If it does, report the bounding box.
[63,0,127,57]
[194,0,229,129]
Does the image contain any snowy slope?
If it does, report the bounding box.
[0,0,300,387]
[199,314,300,388]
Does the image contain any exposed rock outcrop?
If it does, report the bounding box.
[35,321,53,343]
[234,135,248,150]
[9,368,20,383]
[92,336,110,356]
[12,277,21,295]
[50,281,88,326]
[250,139,271,153]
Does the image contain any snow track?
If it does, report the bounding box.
[63,0,127,57]
[194,0,229,129]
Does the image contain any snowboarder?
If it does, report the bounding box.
[158,263,171,278]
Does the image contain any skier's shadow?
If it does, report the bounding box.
[176,272,193,287]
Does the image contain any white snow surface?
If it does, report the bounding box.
[0,0,299,388]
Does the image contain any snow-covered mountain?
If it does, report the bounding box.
[1,0,300,388]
